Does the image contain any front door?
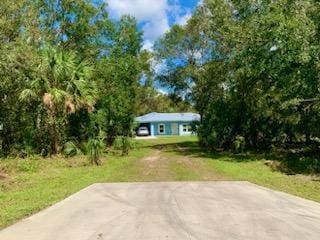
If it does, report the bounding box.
[171,123,178,135]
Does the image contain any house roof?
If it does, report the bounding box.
[135,112,200,123]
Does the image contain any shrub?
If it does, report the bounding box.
[63,141,82,157]
[113,136,137,155]
[233,135,245,153]
[86,138,104,165]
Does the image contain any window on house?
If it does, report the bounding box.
[183,124,187,132]
[158,124,165,134]
[182,124,192,132]
[182,124,192,133]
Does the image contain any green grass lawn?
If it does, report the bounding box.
[0,136,319,229]
[0,146,151,228]
[205,158,320,202]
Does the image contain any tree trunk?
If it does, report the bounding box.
[0,125,11,156]
[48,109,59,154]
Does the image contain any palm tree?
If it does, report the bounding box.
[20,46,97,154]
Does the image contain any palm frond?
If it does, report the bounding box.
[19,89,37,102]
[50,88,68,103]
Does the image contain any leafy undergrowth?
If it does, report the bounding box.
[0,136,319,229]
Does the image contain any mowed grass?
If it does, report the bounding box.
[156,137,320,202]
[0,136,320,229]
[207,159,320,202]
[0,145,151,228]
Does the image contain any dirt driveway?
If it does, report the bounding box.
[1,182,320,240]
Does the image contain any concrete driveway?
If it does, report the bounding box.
[1,182,320,240]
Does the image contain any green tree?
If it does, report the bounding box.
[19,46,97,154]
[155,0,320,150]
[35,0,113,57]
[0,0,39,155]
[0,0,150,157]
[96,16,145,147]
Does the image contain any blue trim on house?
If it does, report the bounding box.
[135,112,200,123]
[148,121,194,136]
[150,124,155,136]
[153,122,173,136]
[135,112,200,136]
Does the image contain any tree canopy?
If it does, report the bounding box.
[155,0,320,153]
[2,0,320,166]
[0,0,192,157]
[0,0,138,156]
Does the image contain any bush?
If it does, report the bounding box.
[63,141,82,157]
[233,135,245,153]
[113,136,137,155]
[86,138,104,165]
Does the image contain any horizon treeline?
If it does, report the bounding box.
[0,0,191,157]
[155,0,320,159]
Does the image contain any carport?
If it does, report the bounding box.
[136,122,151,136]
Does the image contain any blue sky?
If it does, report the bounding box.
[106,0,201,50]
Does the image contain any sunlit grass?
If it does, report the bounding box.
[1,135,319,229]
[0,147,150,228]
[205,158,320,202]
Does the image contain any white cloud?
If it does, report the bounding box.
[197,0,204,6]
[107,0,170,44]
[142,18,170,42]
[156,88,169,95]
[106,0,199,50]
[142,40,154,51]
[108,0,167,21]
[175,11,192,25]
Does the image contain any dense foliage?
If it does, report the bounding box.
[3,0,319,168]
[0,0,136,156]
[135,80,194,116]
[0,0,192,158]
[155,0,320,155]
